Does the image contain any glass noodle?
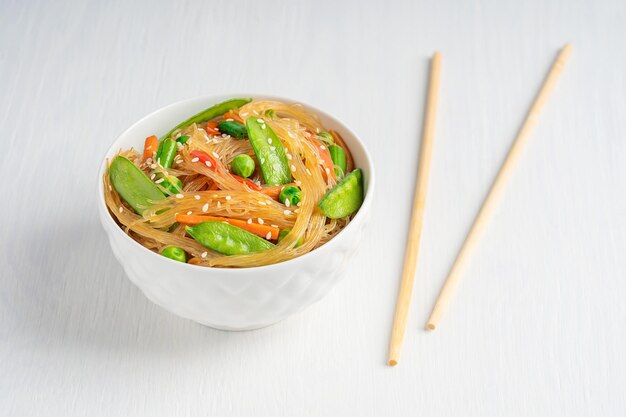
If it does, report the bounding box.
[103,100,352,267]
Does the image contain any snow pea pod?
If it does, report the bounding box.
[218,121,248,139]
[156,138,177,168]
[328,145,346,178]
[109,156,164,215]
[161,98,252,141]
[246,118,291,186]
[318,168,364,219]
[186,221,274,255]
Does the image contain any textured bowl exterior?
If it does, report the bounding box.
[97,94,375,330]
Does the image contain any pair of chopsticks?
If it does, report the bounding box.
[388,44,573,366]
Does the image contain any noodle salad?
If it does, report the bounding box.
[103,98,364,267]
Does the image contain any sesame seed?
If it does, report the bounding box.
[288,132,295,138]
[150,173,156,180]
[285,199,291,207]
[247,218,253,224]
[217,201,221,208]
[267,138,273,144]
[187,211,192,215]
[320,145,326,150]
[296,202,302,207]
[213,138,219,144]
[257,118,264,123]
[155,178,165,184]
[270,146,276,151]
[306,168,312,176]
[295,180,302,185]
[205,160,212,167]
[225,195,232,201]
[194,195,201,200]
[290,165,296,172]
[266,232,272,240]
[118,206,123,213]
[283,210,292,215]
[261,124,266,130]
[150,163,157,169]
[201,251,208,258]
[258,201,266,206]
[226,118,234,122]
[287,154,292,160]
[294,209,300,213]
[212,151,220,159]
[318,159,325,165]
[304,131,311,138]
[191,157,199,162]
[253,110,259,115]
[266,200,272,205]
[176,194,184,198]
[202,203,209,212]
[260,158,265,164]
[241,112,249,117]
[325,167,331,175]
[271,224,278,228]
[258,218,264,224]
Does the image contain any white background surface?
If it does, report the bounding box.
[1,0,625,415]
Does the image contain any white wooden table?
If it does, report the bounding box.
[2,0,625,415]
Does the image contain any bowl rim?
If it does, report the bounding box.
[97,93,376,274]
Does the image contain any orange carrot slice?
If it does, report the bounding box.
[175,214,279,240]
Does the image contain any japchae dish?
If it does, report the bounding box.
[103,98,364,267]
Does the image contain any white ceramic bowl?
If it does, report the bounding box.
[97,94,375,330]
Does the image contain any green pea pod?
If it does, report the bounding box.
[278,228,303,247]
[246,118,291,185]
[328,145,346,178]
[159,176,183,196]
[176,135,190,144]
[156,138,177,168]
[109,156,165,215]
[318,132,334,145]
[318,168,364,219]
[186,221,274,255]
[218,121,248,139]
[161,245,187,263]
[161,98,252,141]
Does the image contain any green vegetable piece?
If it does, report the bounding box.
[277,228,303,247]
[186,221,274,255]
[279,185,301,207]
[231,154,255,178]
[160,176,183,196]
[156,138,177,168]
[109,156,165,215]
[328,144,347,178]
[246,118,291,185]
[161,98,252,140]
[218,121,248,139]
[176,135,190,144]
[318,132,334,145]
[318,168,364,219]
[161,246,187,263]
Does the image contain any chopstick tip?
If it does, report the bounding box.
[426,323,436,331]
[388,359,398,367]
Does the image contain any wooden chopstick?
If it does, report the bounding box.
[387,52,442,366]
[426,44,573,331]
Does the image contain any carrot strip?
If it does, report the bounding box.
[232,174,263,191]
[259,184,290,199]
[143,135,159,161]
[205,121,220,136]
[175,214,279,240]
[223,111,244,124]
